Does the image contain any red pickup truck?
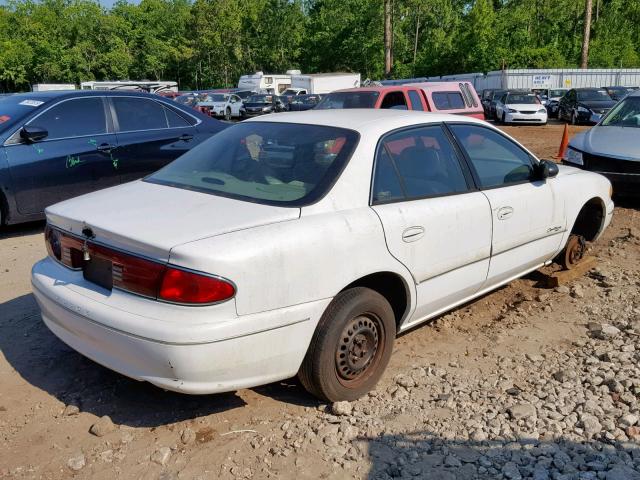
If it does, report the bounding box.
[315,82,485,120]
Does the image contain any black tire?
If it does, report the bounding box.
[501,112,506,124]
[298,287,396,402]
[224,108,232,121]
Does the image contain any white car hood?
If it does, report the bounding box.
[569,126,640,162]
[45,180,300,261]
[508,103,544,111]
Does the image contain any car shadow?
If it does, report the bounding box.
[0,293,253,427]
[362,430,640,479]
[0,220,45,239]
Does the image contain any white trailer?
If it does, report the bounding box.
[32,83,76,92]
[284,73,361,95]
[80,81,178,94]
[237,72,293,95]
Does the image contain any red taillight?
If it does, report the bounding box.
[45,225,83,269]
[159,267,235,305]
[45,226,235,305]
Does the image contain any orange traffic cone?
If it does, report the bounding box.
[554,124,570,160]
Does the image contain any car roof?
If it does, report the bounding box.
[628,90,640,97]
[245,109,487,132]
[332,86,418,93]
[9,90,170,100]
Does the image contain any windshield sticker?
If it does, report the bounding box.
[19,99,45,107]
[0,115,10,123]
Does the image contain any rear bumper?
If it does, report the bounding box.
[32,257,329,394]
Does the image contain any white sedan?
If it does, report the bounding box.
[32,110,613,401]
[197,93,243,120]
[496,91,548,125]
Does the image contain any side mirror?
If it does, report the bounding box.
[539,159,559,179]
[20,125,48,143]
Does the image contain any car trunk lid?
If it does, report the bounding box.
[45,180,300,262]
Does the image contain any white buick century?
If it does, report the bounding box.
[32,110,613,401]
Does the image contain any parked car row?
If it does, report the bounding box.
[482,86,639,125]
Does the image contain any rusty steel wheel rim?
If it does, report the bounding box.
[335,313,385,388]
[564,235,586,270]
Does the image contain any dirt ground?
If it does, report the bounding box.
[0,120,638,480]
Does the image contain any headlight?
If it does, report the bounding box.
[508,108,518,113]
[564,148,584,166]
[577,106,590,113]
[262,106,271,112]
[538,109,546,113]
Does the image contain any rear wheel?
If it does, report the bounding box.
[298,287,396,402]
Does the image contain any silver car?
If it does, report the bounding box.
[563,90,640,196]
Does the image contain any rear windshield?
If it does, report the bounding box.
[0,95,52,135]
[315,91,379,109]
[577,89,611,101]
[145,122,359,206]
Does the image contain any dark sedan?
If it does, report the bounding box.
[0,91,226,226]
[558,88,617,125]
[240,94,286,117]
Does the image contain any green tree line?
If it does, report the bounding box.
[0,0,638,92]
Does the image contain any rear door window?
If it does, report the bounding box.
[431,92,465,110]
[30,97,107,140]
[165,107,192,128]
[408,90,425,111]
[372,125,470,203]
[113,97,168,132]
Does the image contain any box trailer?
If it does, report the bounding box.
[32,83,76,92]
[284,73,361,95]
[429,69,640,92]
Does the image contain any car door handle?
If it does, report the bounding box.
[179,134,194,142]
[497,206,514,220]
[402,226,425,243]
[96,143,114,153]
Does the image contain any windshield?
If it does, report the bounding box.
[600,97,640,128]
[506,94,540,105]
[0,94,51,134]
[292,95,321,105]
[145,122,359,206]
[577,89,611,101]
[549,89,567,98]
[247,95,273,103]
[315,91,380,109]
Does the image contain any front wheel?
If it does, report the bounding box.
[298,287,396,402]
[224,108,232,121]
